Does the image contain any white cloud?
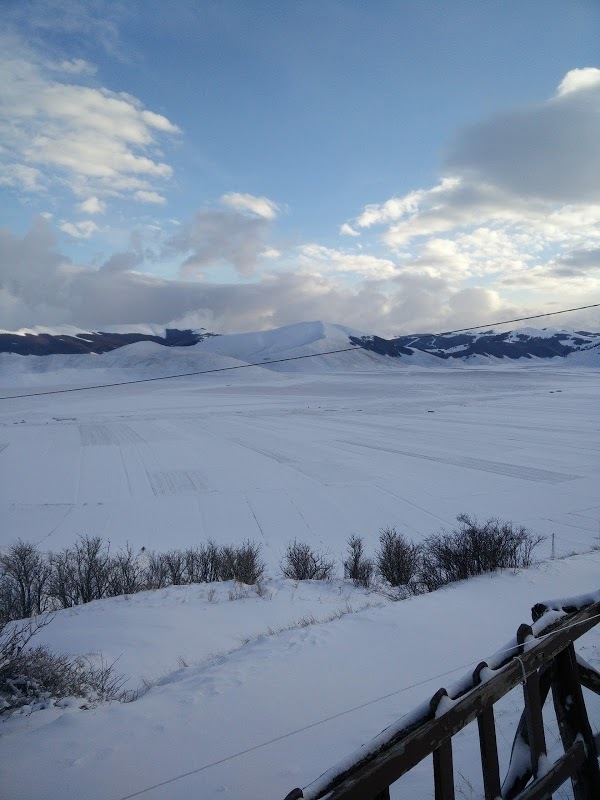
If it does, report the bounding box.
[340,67,600,307]
[47,58,97,76]
[2,217,599,336]
[78,196,106,214]
[134,190,167,204]
[557,67,600,96]
[355,179,460,229]
[298,244,398,280]
[59,219,99,238]
[339,223,360,237]
[0,163,44,192]
[444,70,600,204]
[220,192,279,220]
[262,247,281,259]
[0,34,179,204]
[167,208,272,277]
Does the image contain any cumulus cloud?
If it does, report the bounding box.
[78,196,106,214]
[557,67,600,96]
[220,192,280,220]
[298,244,398,280]
[0,163,44,192]
[336,66,600,315]
[59,219,99,238]
[167,208,272,277]
[0,34,179,204]
[133,190,167,205]
[4,216,597,337]
[339,223,360,237]
[445,68,600,204]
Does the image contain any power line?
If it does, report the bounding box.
[431,302,600,336]
[113,657,483,800]
[0,346,360,401]
[2,301,598,401]
[114,605,600,800]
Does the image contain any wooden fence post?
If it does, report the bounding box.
[551,642,600,800]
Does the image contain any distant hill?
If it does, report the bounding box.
[349,327,600,365]
[0,327,214,355]
[1,321,599,366]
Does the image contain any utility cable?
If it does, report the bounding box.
[114,605,600,800]
[0,346,360,400]
[431,302,600,336]
[2,301,599,401]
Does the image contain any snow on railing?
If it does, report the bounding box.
[284,591,600,800]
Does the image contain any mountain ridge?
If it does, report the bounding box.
[1,321,599,365]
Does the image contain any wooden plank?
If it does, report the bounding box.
[472,661,502,800]
[477,707,501,800]
[511,741,585,800]
[502,664,553,800]
[433,740,455,800]
[522,669,546,778]
[551,642,600,800]
[577,655,600,695]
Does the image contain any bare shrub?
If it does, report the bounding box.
[227,540,265,585]
[163,550,186,585]
[343,535,374,588]
[219,545,237,581]
[143,551,169,589]
[183,544,217,584]
[0,618,125,713]
[280,540,335,580]
[419,514,545,592]
[376,527,421,590]
[0,576,20,627]
[47,536,112,608]
[0,541,51,622]
[47,549,78,609]
[107,544,144,596]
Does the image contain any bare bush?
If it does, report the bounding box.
[343,535,374,588]
[143,551,169,589]
[376,527,421,590]
[107,544,144,596]
[280,540,335,581]
[0,541,51,622]
[163,550,186,585]
[227,540,266,585]
[0,618,125,714]
[48,536,112,608]
[419,514,545,592]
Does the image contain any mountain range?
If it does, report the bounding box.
[1,321,599,366]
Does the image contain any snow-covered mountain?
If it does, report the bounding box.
[352,326,600,365]
[0,321,599,371]
[0,325,210,355]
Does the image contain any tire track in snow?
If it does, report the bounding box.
[334,440,579,484]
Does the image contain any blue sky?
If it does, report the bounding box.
[1,0,600,334]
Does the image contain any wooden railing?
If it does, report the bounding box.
[283,592,600,800]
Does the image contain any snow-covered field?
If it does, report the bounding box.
[0,332,599,799]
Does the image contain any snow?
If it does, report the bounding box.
[0,325,599,799]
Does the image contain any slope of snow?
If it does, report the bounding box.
[195,320,395,372]
[0,344,276,390]
[0,555,598,800]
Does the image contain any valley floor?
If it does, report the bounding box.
[1,367,599,561]
[0,366,599,798]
